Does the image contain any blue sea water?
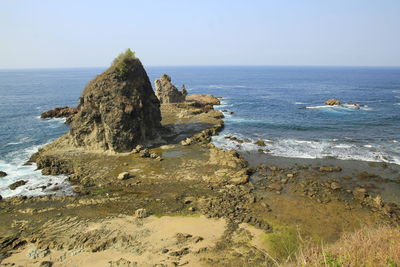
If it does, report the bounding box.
[1,66,400,197]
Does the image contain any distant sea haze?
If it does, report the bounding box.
[0,66,400,197]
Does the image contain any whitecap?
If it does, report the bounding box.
[6,137,32,146]
[0,143,73,198]
[293,102,308,105]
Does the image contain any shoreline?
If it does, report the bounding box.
[1,98,400,266]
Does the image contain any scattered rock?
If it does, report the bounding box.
[188,207,196,212]
[135,208,149,218]
[319,166,342,172]
[27,247,49,259]
[117,172,130,180]
[353,187,367,200]
[140,149,150,158]
[268,183,283,192]
[208,148,247,168]
[325,99,341,105]
[286,173,294,178]
[155,74,186,104]
[0,171,7,177]
[108,258,138,267]
[330,182,342,190]
[39,261,53,267]
[149,153,158,159]
[9,180,27,190]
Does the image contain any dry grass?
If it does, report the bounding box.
[295,225,400,267]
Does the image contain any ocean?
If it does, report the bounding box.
[1,66,400,197]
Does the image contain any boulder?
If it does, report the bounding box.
[135,208,149,218]
[330,182,342,190]
[208,148,247,169]
[154,74,186,104]
[186,94,220,105]
[254,140,266,147]
[0,171,7,177]
[67,51,163,152]
[9,180,27,190]
[117,172,130,180]
[325,99,341,106]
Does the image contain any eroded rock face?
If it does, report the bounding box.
[67,58,162,152]
[40,107,78,120]
[154,74,186,104]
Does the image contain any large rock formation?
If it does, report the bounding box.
[67,52,162,152]
[155,74,186,104]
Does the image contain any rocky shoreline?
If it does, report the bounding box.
[1,53,399,266]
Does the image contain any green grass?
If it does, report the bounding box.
[263,226,300,262]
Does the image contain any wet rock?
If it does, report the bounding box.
[0,171,7,177]
[325,99,341,105]
[140,149,150,158]
[154,74,186,104]
[353,187,367,200]
[149,153,158,159]
[67,52,163,152]
[135,208,149,218]
[330,182,342,190]
[254,140,266,147]
[9,180,27,190]
[117,172,130,180]
[36,156,72,176]
[319,166,342,172]
[0,195,2,201]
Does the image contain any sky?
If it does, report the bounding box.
[1,0,400,68]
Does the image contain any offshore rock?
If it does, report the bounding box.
[325,99,341,105]
[154,74,186,104]
[67,57,162,152]
[0,171,7,177]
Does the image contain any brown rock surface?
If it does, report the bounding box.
[40,106,77,121]
[155,74,186,104]
[66,52,162,152]
[186,94,220,105]
[325,99,341,105]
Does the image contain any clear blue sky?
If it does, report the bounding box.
[1,0,400,68]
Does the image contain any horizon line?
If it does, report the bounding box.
[1,64,400,70]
